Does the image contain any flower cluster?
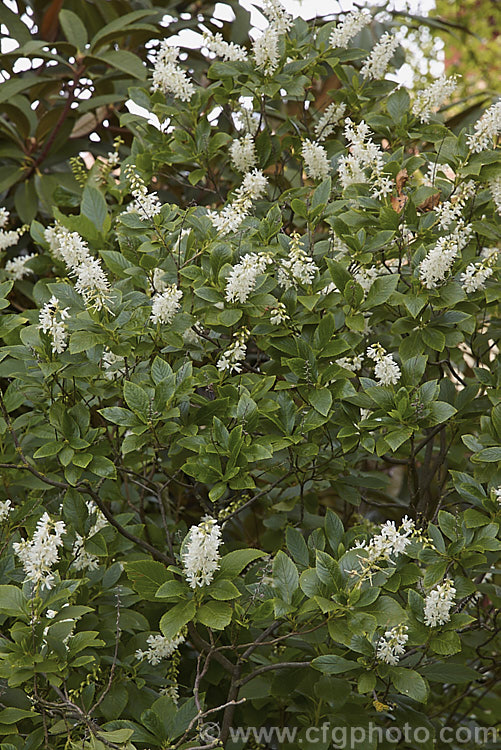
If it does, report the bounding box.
[353,516,415,583]
[44,223,110,310]
[336,354,363,372]
[424,578,456,627]
[230,133,257,173]
[0,209,22,252]
[72,501,108,572]
[151,41,195,101]
[489,175,501,214]
[102,348,126,379]
[419,220,473,288]
[217,328,249,374]
[4,252,35,281]
[151,285,183,324]
[208,169,268,235]
[466,101,501,153]
[269,301,289,325]
[13,513,66,590]
[124,165,162,221]
[136,632,186,665]
[182,518,222,588]
[301,139,331,181]
[261,0,293,34]
[412,74,458,123]
[38,296,70,354]
[354,265,380,295]
[435,180,475,231]
[338,119,393,199]
[329,9,371,49]
[376,624,409,665]
[0,499,12,522]
[225,251,272,303]
[459,248,498,293]
[367,343,401,386]
[202,31,247,62]
[278,233,318,289]
[253,0,291,75]
[314,102,347,141]
[360,31,399,80]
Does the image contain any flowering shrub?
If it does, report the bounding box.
[0,2,500,749]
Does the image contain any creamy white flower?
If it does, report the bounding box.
[367,343,401,386]
[4,253,36,280]
[136,632,185,665]
[0,499,12,522]
[302,139,331,181]
[493,486,501,506]
[217,328,249,374]
[107,149,120,167]
[73,257,110,311]
[151,41,195,101]
[241,169,268,199]
[336,355,363,372]
[124,165,162,221]
[72,501,107,572]
[202,31,247,61]
[102,348,126,380]
[253,26,280,76]
[466,101,501,153]
[270,301,289,325]
[419,221,473,288]
[208,170,268,236]
[182,517,222,588]
[38,296,70,354]
[13,512,66,590]
[489,175,501,214]
[277,233,318,289]
[361,32,399,80]
[412,75,459,123]
[424,578,456,627]
[376,624,408,665]
[314,102,347,141]
[230,134,257,173]
[151,285,183,324]
[338,118,392,198]
[225,252,272,303]
[320,281,339,295]
[0,228,21,252]
[459,248,497,293]
[352,516,415,583]
[354,265,379,295]
[0,208,9,229]
[262,0,293,34]
[329,9,371,49]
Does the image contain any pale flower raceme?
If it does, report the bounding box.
[301,139,331,181]
[225,251,272,303]
[182,517,222,588]
[136,632,186,665]
[367,343,401,386]
[72,501,108,572]
[412,74,458,123]
[352,516,415,583]
[124,165,162,221]
[261,0,293,34]
[202,31,247,62]
[0,210,23,252]
[376,624,409,665]
[329,9,371,49]
[208,169,268,236]
[354,265,380,295]
[278,233,318,289]
[151,41,195,101]
[466,101,501,153]
[338,119,393,199]
[419,220,473,289]
[230,134,257,173]
[314,102,347,142]
[269,301,289,325]
[4,253,36,281]
[336,355,363,372]
[360,32,399,80]
[151,285,183,324]
[38,296,70,354]
[13,512,66,590]
[253,26,280,76]
[424,578,456,627]
[217,328,249,374]
[102,348,126,380]
[459,248,498,293]
[0,499,12,522]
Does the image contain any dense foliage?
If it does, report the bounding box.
[0,2,500,749]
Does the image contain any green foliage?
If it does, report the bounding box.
[0,2,500,749]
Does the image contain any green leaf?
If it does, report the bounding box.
[387,88,410,122]
[151,356,172,385]
[422,328,445,352]
[421,663,478,684]
[217,549,265,579]
[362,274,399,309]
[391,668,427,703]
[81,185,107,232]
[286,526,309,567]
[124,381,150,417]
[208,579,241,600]
[159,600,196,639]
[272,550,299,603]
[59,9,88,50]
[430,630,461,655]
[427,401,457,425]
[97,50,147,79]
[197,600,232,629]
[89,455,116,479]
[309,388,332,416]
[471,446,501,463]
[125,560,171,600]
[312,655,361,674]
[98,407,138,427]
[33,440,63,458]
[325,509,344,553]
[0,586,28,617]
[0,708,37,723]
